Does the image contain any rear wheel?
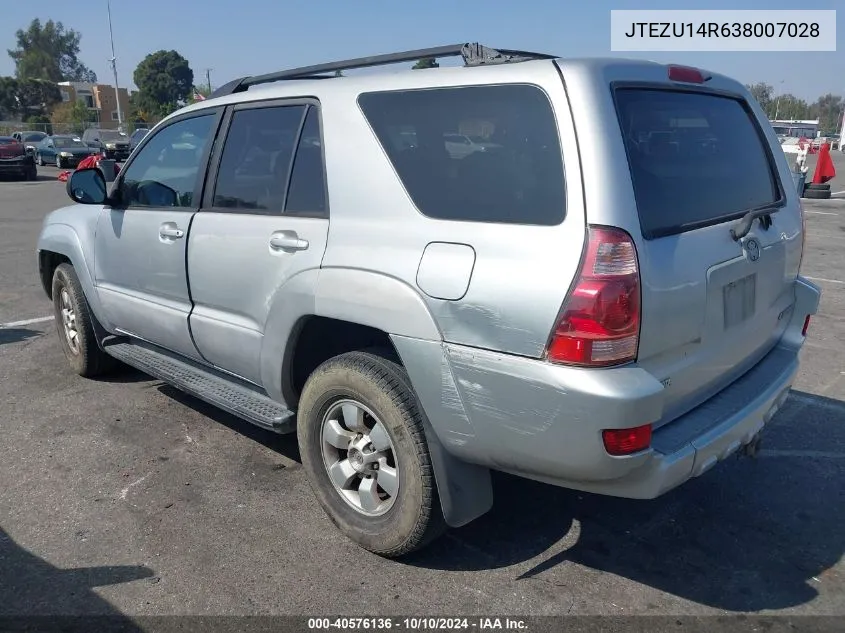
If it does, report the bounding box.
[297,351,446,557]
[51,263,118,378]
[56,156,64,169]
[37,153,45,167]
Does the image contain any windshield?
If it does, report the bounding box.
[54,137,88,149]
[23,133,46,142]
[100,130,127,141]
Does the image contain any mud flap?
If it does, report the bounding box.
[418,412,493,528]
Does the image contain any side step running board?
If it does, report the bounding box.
[104,341,296,434]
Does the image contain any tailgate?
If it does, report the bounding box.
[611,85,804,426]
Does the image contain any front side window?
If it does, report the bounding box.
[358,84,566,226]
[118,114,215,208]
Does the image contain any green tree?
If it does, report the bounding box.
[50,100,97,135]
[16,78,61,116]
[745,82,774,116]
[133,50,194,117]
[809,93,844,135]
[7,19,97,82]
[25,114,52,135]
[772,94,810,121]
[0,76,18,119]
[412,57,439,69]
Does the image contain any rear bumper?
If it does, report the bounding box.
[0,157,33,173]
[395,276,821,499]
[104,148,129,161]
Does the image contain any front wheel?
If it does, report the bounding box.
[37,153,45,167]
[56,156,64,169]
[51,263,118,378]
[297,351,446,557]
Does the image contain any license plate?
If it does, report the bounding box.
[723,273,757,329]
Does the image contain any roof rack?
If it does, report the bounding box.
[208,42,557,99]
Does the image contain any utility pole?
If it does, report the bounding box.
[205,68,213,94]
[107,0,123,129]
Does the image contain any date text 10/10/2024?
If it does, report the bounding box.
[308,618,528,630]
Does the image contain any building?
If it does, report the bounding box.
[58,82,131,130]
[769,119,820,139]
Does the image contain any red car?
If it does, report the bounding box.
[0,136,38,181]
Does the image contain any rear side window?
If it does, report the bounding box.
[614,88,780,239]
[212,104,305,212]
[358,84,565,226]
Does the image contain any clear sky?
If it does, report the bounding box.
[0,0,841,101]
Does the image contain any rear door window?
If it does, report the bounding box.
[613,88,780,239]
[358,84,565,226]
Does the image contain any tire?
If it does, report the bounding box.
[297,351,446,557]
[37,153,44,167]
[804,188,831,200]
[56,156,64,169]
[27,164,37,181]
[51,263,118,378]
[805,183,830,191]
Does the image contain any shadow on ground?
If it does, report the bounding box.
[0,526,153,622]
[145,374,845,613]
[0,328,43,346]
[404,389,845,612]
[156,384,301,462]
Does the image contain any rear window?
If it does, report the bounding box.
[358,84,565,226]
[614,88,780,239]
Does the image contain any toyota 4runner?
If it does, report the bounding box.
[39,43,821,557]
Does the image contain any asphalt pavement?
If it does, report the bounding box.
[1,163,844,620]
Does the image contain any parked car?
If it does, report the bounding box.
[81,128,130,161]
[36,135,99,169]
[37,43,820,558]
[128,128,150,153]
[0,136,37,180]
[11,130,48,156]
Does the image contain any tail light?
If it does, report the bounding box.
[546,225,641,367]
[668,65,705,84]
[603,424,652,456]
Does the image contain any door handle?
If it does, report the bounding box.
[159,223,184,239]
[269,231,309,252]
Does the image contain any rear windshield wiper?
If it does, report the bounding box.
[730,204,781,241]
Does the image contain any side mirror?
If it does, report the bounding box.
[66,168,107,205]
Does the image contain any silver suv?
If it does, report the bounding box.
[39,43,820,557]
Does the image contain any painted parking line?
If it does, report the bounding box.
[0,316,52,329]
[805,210,838,215]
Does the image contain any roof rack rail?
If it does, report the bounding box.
[208,42,557,99]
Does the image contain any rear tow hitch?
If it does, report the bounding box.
[741,434,763,459]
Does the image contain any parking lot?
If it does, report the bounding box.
[1,160,844,619]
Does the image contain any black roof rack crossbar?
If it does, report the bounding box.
[208,43,557,99]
